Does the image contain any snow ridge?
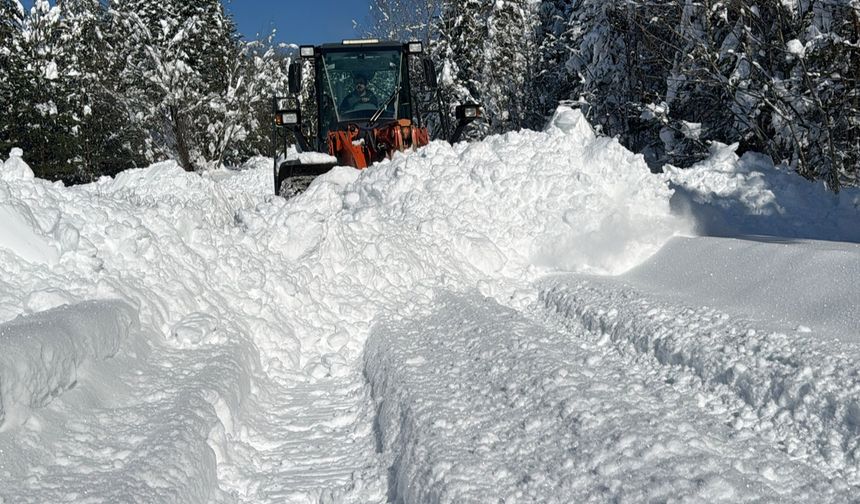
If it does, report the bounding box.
[540,277,860,482]
[666,144,860,242]
[0,300,136,431]
[367,291,850,502]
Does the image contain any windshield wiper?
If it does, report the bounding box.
[369,87,400,125]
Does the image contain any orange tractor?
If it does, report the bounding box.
[272,39,481,196]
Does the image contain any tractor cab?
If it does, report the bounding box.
[316,43,412,138]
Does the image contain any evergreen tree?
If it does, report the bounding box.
[364,0,444,45]
[533,0,577,119]
[110,0,243,171]
[0,0,26,157]
[538,0,858,187]
[12,0,70,180]
[434,0,540,137]
[434,0,488,137]
[55,0,146,181]
[483,0,541,132]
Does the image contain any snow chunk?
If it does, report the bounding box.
[681,121,702,140]
[2,148,34,181]
[0,301,137,431]
[285,146,338,165]
[544,106,595,141]
[786,39,805,58]
[0,202,59,265]
[43,60,58,80]
[107,160,189,192]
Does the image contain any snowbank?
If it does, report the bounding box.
[253,107,687,298]
[0,300,137,430]
[0,201,60,265]
[0,152,59,265]
[667,143,860,242]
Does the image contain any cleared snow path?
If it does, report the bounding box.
[217,376,385,503]
[367,291,851,502]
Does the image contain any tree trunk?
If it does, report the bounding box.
[169,104,194,171]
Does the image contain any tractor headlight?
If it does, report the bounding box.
[407,41,423,54]
[342,38,379,45]
[456,103,482,120]
[275,110,299,126]
[299,45,315,58]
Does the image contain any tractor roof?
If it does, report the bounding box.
[318,40,404,51]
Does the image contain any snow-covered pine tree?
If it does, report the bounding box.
[53,0,147,181]
[208,34,293,168]
[768,0,860,190]
[621,0,716,168]
[363,0,444,45]
[432,0,541,137]
[433,0,490,139]
[231,37,291,161]
[486,0,541,132]
[533,0,577,120]
[110,0,243,171]
[562,0,632,136]
[659,0,859,189]
[10,0,74,180]
[0,0,26,157]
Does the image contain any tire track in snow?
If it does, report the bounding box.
[366,291,851,502]
[216,375,386,503]
[540,275,860,484]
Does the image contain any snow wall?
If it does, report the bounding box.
[0,301,137,431]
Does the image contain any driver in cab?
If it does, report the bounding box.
[340,74,378,111]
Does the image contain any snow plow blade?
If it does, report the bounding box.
[275,160,337,198]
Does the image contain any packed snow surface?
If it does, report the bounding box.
[0,108,858,502]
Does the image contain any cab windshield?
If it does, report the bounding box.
[319,49,403,129]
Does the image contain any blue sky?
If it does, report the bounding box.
[20,1,371,45]
[222,0,370,45]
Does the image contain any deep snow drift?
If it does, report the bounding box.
[0,107,858,502]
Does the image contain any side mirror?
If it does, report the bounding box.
[288,61,302,94]
[422,58,437,89]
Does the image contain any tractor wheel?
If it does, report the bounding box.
[279,176,316,199]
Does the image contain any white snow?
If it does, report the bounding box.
[622,236,860,340]
[0,301,136,431]
[666,142,860,242]
[43,60,58,80]
[282,145,339,165]
[786,39,806,58]
[2,148,35,181]
[681,120,702,140]
[0,107,858,502]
